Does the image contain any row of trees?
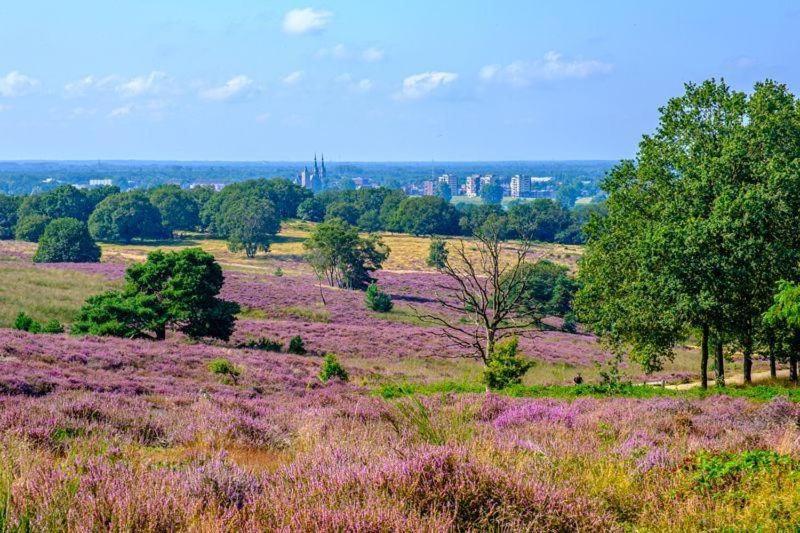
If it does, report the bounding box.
[298,187,603,244]
[576,78,800,388]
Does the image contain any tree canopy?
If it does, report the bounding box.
[33,218,100,263]
[72,248,239,340]
[88,191,168,243]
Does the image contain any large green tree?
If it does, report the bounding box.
[0,195,21,239]
[576,79,800,387]
[389,196,460,236]
[88,191,168,243]
[148,185,200,234]
[33,218,100,263]
[18,185,92,222]
[304,218,389,291]
[219,196,280,258]
[72,248,239,340]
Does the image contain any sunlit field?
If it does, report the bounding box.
[0,222,794,531]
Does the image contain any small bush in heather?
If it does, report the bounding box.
[241,337,283,352]
[14,311,41,333]
[288,335,306,355]
[319,354,348,382]
[562,312,578,333]
[208,358,241,384]
[274,267,284,277]
[365,282,393,312]
[41,319,65,334]
[426,237,448,269]
[483,337,534,390]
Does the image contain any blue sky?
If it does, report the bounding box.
[0,0,798,161]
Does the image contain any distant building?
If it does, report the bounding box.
[438,174,459,196]
[89,179,113,187]
[422,180,435,196]
[510,175,531,198]
[299,154,328,192]
[465,175,481,197]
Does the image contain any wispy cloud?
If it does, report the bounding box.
[0,104,11,112]
[480,51,612,87]
[255,112,271,123]
[282,8,332,35]
[0,71,40,97]
[316,43,349,60]
[116,71,168,98]
[199,75,257,101]
[281,71,305,86]
[335,73,373,93]
[395,71,458,100]
[108,104,134,118]
[64,75,119,97]
[362,47,384,62]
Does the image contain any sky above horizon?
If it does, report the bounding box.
[1,1,798,162]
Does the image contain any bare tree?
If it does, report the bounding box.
[414,217,542,364]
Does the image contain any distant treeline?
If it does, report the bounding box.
[0,179,604,253]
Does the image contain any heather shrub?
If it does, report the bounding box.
[288,335,306,355]
[209,358,241,384]
[319,354,348,382]
[241,337,283,352]
[483,337,534,390]
[365,283,393,312]
[274,267,284,277]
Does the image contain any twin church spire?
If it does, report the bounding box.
[300,153,328,191]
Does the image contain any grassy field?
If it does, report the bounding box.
[0,262,118,327]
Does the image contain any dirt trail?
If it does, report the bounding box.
[666,369,789,390]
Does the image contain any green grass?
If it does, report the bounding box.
[282,306,331,323]
[0,264,117,327]
[374,379,800,402]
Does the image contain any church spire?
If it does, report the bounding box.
[321,153,326,178]
[314,153,319,177]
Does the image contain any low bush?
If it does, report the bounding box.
[41,319,65,334]
[208,358,241,384]
[319,354,348,382]
[288,335,306,355]
[483,337,534,390]
[13,311,41,333]
[693,451,796,491]
[241,337,283,352]
[365,283,393,312]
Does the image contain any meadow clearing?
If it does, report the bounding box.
[0,222,797,531]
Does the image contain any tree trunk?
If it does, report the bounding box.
[155,325,166,341]
[700,324,709,389]
[715,340,725,388]
[791,333,799,383]
[769,333,777,379]
[743,334,753,385]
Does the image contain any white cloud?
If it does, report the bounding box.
[108,104,133,118]
[479,51,612,87]
[282,8,332,35]
[116,71,168,98]
[0,71,40,97]
[64,75,118,97]
[396,71,458,100]
[199,75,257,101]
[335,73,373,93]
[255,112,271,123]
[282,71,305,86]
[362,47,384,62]
[0,104,10,112]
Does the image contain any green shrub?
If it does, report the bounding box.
[319,354,348,382]
[208,358,241,384]
[13,311,41,333]
[41,319,64,334]
[274,267,284,277]
[288,335,306,355]
[483,337,534,390]
[241,337,283,352]
[426,238,448,269]
[365,282,393,312]
[693,451,796,490]
[33,218,101,263]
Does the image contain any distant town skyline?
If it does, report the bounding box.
[1,0,798,161]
